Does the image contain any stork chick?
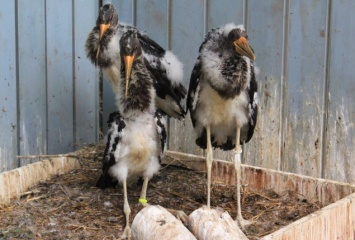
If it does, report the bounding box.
[96,31,164,240]
[186,23,258,228]
[85,3,186,120]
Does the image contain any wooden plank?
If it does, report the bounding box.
[261,193,355,240]
[283,1,328,177]
[73,1,99,147]
[244,0,286,169]
[164,151,355,204]
[46,0,74,154]
[324,0,355,184]
[0,157,80,204]
[17,0,47,166]
[0,1,18,172]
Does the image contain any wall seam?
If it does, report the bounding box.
[321,0,332,179]
[279,0,290,171]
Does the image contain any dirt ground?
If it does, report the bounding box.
[0,144,323,240]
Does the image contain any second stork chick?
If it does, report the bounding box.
[96,31,185,240]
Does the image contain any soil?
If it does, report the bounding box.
[0,144,323,240]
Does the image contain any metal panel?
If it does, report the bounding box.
[168,0,205,154]
[325,0,355,183]
[73,1,99,147]
[283,1,328,177]
[243,0,286,169]
[136,0,168,48]
[206,0,244,31]
[46,0,74,154]
[17,0,47,166]
[0,1,18,171]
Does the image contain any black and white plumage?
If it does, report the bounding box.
[94,31,168,239]
[85,3,186,119]
[186,23,258,228]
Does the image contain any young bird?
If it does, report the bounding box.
[96,31,186,240]
[186,23,258,228]
[85,3,186,120]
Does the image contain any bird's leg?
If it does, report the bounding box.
[234,127,252,229]
[206,126,213,208]
[139,177,150,207]
[139,177,188,223]
[122,179,132,240]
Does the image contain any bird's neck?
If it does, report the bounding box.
[117,61,156,118]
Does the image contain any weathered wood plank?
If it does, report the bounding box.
[0,157,80,204]
[73,1,99,147]
[0,1,18,172]
[17,0,47,166]
[46,0,74,154]
[261,193,355,240]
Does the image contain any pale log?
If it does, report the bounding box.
[189,206,248,240]
[131,205,196,240]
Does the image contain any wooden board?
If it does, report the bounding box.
[0,157,80,204]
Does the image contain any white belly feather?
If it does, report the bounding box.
[108,114,160,182]
[195,83,249,145]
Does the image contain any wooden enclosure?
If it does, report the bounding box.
[1,151,354,239]
[0,1,354,185]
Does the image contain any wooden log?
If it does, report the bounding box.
[131,205,197,240]
[189,206,249,240]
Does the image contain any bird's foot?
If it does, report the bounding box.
[167,209,189,225]
[138,198,150,208]
[121,225,131,240]
[236,216,254,230]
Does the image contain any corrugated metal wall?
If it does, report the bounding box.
[0,1,100,171]
[1,1,354,185]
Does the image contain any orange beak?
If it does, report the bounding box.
[233,37,256,61]
[96,23,110,60]
[123,55,135,98]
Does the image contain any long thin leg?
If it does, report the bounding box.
[122,179,132,240]
[206,126,213,208]
[234,127,252,229]
[139,176,188,223]
[139,177,149,207]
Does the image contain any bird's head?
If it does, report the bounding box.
[227,28,256,61]
[95,4,119,61]
[120,31,143,98]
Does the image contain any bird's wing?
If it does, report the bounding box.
[85,26,99,65]
[186,58,202,127]
[242,63,258,144]
[154,110,167,161]
[136,32,187,119]
[96,111,126,189]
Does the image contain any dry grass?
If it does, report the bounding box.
[0,144,322,239]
